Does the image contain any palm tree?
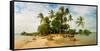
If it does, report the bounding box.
[65,8,70,15]
[68,14,73,21]
[63,17,68,23]
[76,16,92,36]
[58,6,70,33]
[44,17,50,34]
[51,19,61,33]
[49,10,55,19]
[38,13,44,23]
[59,6,64,15]
[59,6,70,18]
[38,24,49,35]
[38,13,44,19]
[58,7,71,24]
[43,17,50,24]
[38,13,50,35]
[76,16,84,28]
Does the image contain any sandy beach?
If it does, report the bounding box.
[14,33,96,49]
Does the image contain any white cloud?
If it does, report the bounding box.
[68,5,96,32]
[15,2,50,33]
[14,2,97,33]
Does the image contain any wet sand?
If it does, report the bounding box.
[14,34,96,49]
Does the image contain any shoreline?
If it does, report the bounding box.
[14,33,96,49]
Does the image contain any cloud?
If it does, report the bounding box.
[48,4,58,8]
[15,2,51,33]
[15,2,27,13]
[14,2,97,33]
[65,5,97,32]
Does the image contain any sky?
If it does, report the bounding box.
[14,2,97,33]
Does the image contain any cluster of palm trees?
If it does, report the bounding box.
[37,6,91,36]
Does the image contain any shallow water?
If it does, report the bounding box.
[75,33,97,45]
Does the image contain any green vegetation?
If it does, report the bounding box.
[37,6,92,36]
[21,6,92,38]
[78,29,91,36]
[38,6,71,35]
[21,32,39,36]
[76,16,84,28]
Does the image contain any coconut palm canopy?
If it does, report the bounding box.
[15,2,96,33]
